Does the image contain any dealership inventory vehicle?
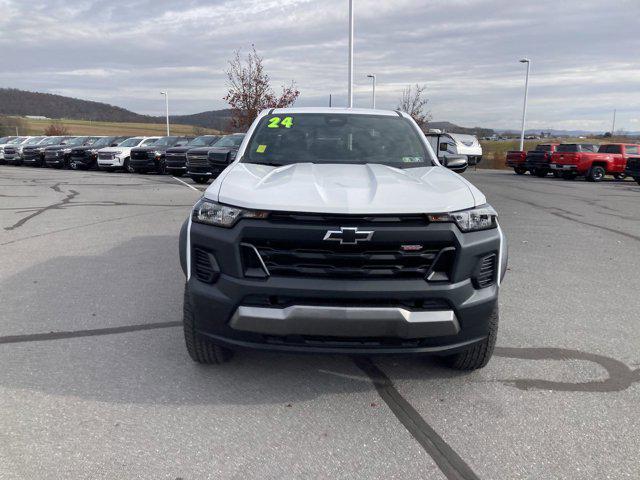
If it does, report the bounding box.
[549,143,636,181]
[179,108,507,370]
[44,136,100,168]
[22,136,73,167]
[425,131,483,165]
[165,135,222,177]
[505,149,527,174]
[524,143,560,177]
[624,156,640,185]
[2,136,46,165]
[129,136,192,174]
[186,133,245,184]
[97,136,160,172]
[68,136,129,170]
[0,136,28,164]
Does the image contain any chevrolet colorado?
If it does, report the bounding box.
[179,108,507,370]
[186,133,246,184]
[165,135,222,177]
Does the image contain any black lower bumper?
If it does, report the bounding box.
[181,218,505,355]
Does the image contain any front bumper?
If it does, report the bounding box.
[98,157,124,167]
[130,158,158,169]
[181,218,506,355]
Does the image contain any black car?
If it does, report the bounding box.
[186,133,245,184]
[22,136,74,167]
[44,137,101,169]
[625,156,640,185]
[165,135,222,177]
[68,136,129,170]
[129,136,193,174]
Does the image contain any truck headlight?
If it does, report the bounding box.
[192,198,268,228]
[428,205,498,232]
[63,148,72,154]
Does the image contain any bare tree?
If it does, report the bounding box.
[224,46,300,130]
[398,84,431,130]
[44,121,69,136]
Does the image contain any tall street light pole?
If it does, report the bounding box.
[160,91,170,136]
[347,0,354,108]
[519,58,530,151]
[366,74,376,108]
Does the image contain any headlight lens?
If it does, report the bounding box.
[154,150,163,157]
[192,198,268,227]
[428,205,498,232]
[63,148,72,154]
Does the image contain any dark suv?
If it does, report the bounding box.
[22,136,74,167]
[186,133,245,184]
[165,135,222,177]
[129,136,193,174]
[44,137,101,169]
[68,136,129,170]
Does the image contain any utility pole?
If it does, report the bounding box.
[329,94,332,107]
[160,91,170,136]
[519,58,531,151]
[366,74,376,108]
[347,0,354,108]
[611,109,616,136]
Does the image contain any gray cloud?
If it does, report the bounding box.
[1,0,639,130]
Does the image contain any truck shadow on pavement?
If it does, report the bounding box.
[1,235,639,405]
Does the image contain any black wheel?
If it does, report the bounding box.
[69,159,79,170]
[587,165,606,182]
[183,283,233,364]
[193,176,209,184]
[613,173,626,180]
[562,172,577,180]
[514,166,526,175]
[552,171,561,178]
[123,157,134,173]
[442,304,498,370]
[635,177,640,185]
[534,168,548,178]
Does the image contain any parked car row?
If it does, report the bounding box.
[505,142,640,184]
[0,133,246,184]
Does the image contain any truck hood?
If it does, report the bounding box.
[208,162,484,214]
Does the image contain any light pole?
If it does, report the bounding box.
[518,58,530,151]
[160,91,170,136]
[347,0,354,108]
[366,74,376,108]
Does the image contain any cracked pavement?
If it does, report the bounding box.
[0,166,639,479]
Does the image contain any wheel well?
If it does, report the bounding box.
[590,162,608,170]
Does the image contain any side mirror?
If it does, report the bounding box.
[439,142,448,152]
[442,154,468,173]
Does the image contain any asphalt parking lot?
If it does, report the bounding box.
[1,166,639,479]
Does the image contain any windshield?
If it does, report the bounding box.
[242,114,431,167]
[40,137,63,146]
[118,137,143,147]
[556,144,580,152]
[90,137,114,148]
[152,137,180,147]
[65,137,89,146]
[141,138,159,146]
[189,136,220,147]
[25,137,45,145]
[9,137,26,144]
[215,135,245,148]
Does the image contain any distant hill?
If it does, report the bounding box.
[0,88,234,131]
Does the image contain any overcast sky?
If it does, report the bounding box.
[2,0,639,131]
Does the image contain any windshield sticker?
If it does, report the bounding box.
[256,144,267,153]
[267,116,294,129]
[402,156,423,163]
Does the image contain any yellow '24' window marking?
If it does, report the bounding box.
[267,116,294,128]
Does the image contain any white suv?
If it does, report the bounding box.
[97,136,160,172]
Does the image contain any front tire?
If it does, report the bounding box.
[587,165,606,182]
[613,173,626,180]
[192,176,209,184]
[442,304,498,370]
[514,166,526,175]
[69,159,79,170]
[183,284,233,364]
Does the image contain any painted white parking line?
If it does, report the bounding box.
[171,176,202,192]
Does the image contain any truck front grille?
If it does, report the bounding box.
[244,241,454,280]
[187,154,208,168]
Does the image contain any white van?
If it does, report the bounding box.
[425,131,483,166]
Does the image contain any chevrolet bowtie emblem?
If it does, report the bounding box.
[323,227,374,245]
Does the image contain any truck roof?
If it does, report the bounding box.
[269,107,400,117]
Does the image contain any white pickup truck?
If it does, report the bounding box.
[179,107,507,370]
[97,136,160,172]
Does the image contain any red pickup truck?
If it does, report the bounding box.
[505,144,559,175]
[550,143,640,181]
